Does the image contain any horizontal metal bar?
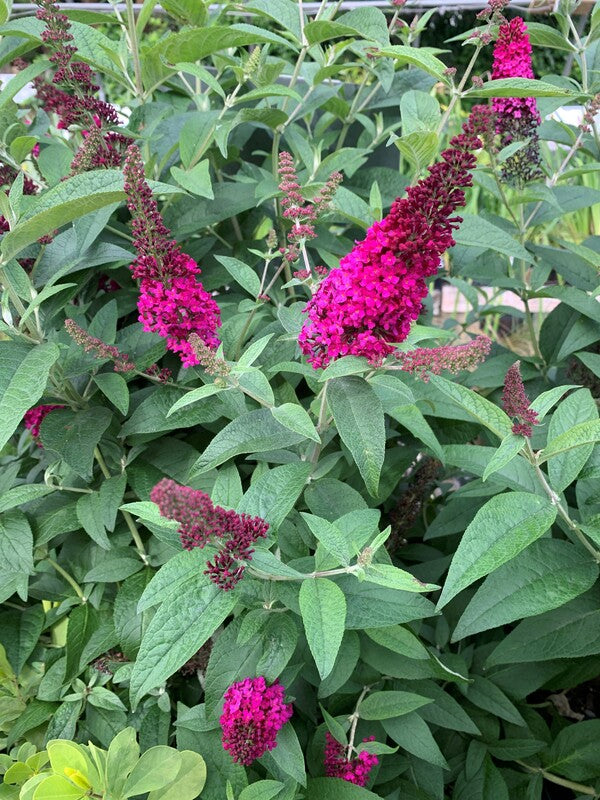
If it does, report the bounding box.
[9,1,549,15]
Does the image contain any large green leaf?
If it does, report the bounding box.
[130,577,237,707]
[359,690,432,720]
[304,779,380,799]
[487,589,600,666]
[543,720,600,782]
[40,407,112,479]
[0,511,34,604]
[299,579,346,680]
[454,214,534,263]
[539,419,600,464]
[192,409,307,475]
[428,374,513,440]
[0,342,60,450]
[437,492,557,609]
[1,171,180,261]
[327,377,385,497]
[453,539,598,641]
[377,45,448,80]
[466,77,575,98]
[546,388,597,492]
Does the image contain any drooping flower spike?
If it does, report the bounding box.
[123,145,221,367]
[298,117,483,369]
[220,677,293,765]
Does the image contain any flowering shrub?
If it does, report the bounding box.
[1,1,600,799]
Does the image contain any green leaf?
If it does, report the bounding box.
[106,728,139,799]
[299,579,346,680]
[122,748,181,797]
[40,408,112,479]
[271,404,320,443]
[383,712,448,769]
[130,578,237,707]
[0,484,54,514]
[239,782,284,800]
[394,131,438,172]
[339,576,435,629]
[301,514,352,566]
[259,722,306,787]
[360,691,432,720]
[192,409,307,475]
[237,463,312,532]
[546,388,597,492]
[364,563,438,593]
[377,45,448,80]
[76,493,111,550]
[6,700,57,748]
[171,161,214,199]
[319,356,371,382]
[459,676,525,726]
[400,90,441,135]
[466,77,575,98]
[1,171,180,261]
[0,605,44,675]
[453,540,598,641]
[529,384,579,421]
[482,434,525,481]
[93,373,129,416]
[539,419,600,463]
[32,776,84,800]
[486,589,600,666]
[0,511,33,604]
[364,626,429,660]
[0,342,60,450]
[428,374,513,439]
[543,720,600,782]
[166,384,227,417]
[437,492,557,609]
[387,403,443,460]
[0,59,50,109]
[65,604,97,681]
[304,778,380,799]
[328,377,385,497]
[454,214,534,263]
[215,255,261,297]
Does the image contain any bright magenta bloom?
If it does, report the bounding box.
[150,479,269,590]
[24,404,65,443]
[298,124,481,369]
[123,146,221,366]
[324,733,379,786]
[491,17,542,184]
[220,677,292,765]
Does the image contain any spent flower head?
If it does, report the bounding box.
[502,361,539,437]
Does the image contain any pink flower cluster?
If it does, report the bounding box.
[123,145,221,366]
[397,335,491,381]
[491,17,542,185]
[502,361,539,437]
[150,478,269,590]
[298,122,482,368]
[324,733,379,787]
[220,677,292,765]
[23,404,65,443]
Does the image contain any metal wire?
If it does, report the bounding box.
[9,1,550,15]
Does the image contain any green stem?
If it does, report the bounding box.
[525,442,600,564]
[46,558,86,601]
[249,563,359,582]
[94,446,149,565]
[125,0,144,99]
[346,685,371,759]
[436,41,483,138]
[516,761,598,797]
[309,382,329,464]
